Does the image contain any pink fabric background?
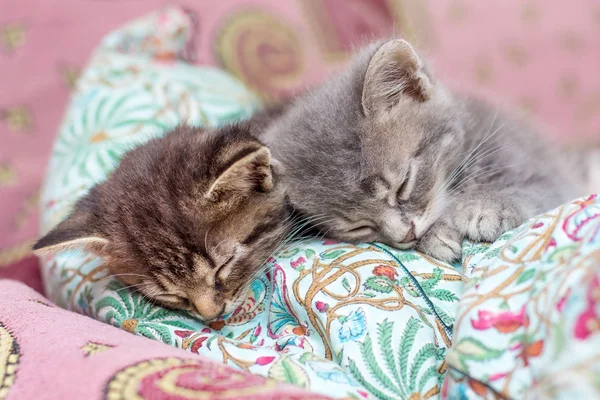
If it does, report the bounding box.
[1,0,599,287]
[0,280,331,399]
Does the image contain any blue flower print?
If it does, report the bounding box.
[338,308,367,343]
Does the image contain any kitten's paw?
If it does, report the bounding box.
[454,197,525,242]
[416,221,462,262]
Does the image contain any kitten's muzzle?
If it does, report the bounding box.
[382,222,418,250]
[191,300,225,322]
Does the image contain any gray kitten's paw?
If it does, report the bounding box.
[416,220,462,262]
[454,196,525,242]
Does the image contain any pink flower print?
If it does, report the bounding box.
[323,239,339,245]
[556,288,571,312]
[255,356,276,366]
[290,256,306,270]
[253,325,262,337]
[441,376,449,398]
[509,342,522,351]
[315,301,329,313]
[546,237,557,249]
[575,275,600,339]
[471,305,527,333]
[249,325,262,343]
[488,372,509,382]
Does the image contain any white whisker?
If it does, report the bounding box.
[99,273,150,282]
[432,114,508,200]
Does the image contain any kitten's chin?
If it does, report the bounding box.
[388,240,417,250]
[332,229,379,245]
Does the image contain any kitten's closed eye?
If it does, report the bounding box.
[215,280,226,293]
[156,294,190,307]
[396,166,411,201]
[343,220,377,239]
[215,254,235,280]
[346,225,375,236]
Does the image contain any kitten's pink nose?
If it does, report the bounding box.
[401,222,416,243]
[192,298,224,322]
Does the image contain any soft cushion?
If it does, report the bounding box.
[39,8,463,399]
[443,195,600,399]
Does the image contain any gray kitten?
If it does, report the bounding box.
[262,39,595,262]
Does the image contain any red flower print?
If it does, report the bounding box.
[315,301,329,313]
[372,265,398,281]
[292,325,308,336]
[255,356,276,366]
[468,379,488,396]
[471,305,527,333]
[155,51,176,63]
[209,320,226,330]
[190,337,207,353]
[517,339,544,366]
[527,340,544,357]
[575,275,600,339]
[174,330,195,338]
[323,239,339,245]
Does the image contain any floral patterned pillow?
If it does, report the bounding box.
[443,195,600,399]
[39,8,464,399]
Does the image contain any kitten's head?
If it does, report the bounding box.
[34,125,291,321]
[267,39,466,248]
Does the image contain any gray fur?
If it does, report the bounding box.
[262,39,591,262]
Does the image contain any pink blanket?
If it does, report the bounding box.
[0,279,331,399]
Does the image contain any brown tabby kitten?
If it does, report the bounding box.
[33,124,291,321]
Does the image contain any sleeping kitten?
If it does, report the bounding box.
[262,39,592,262]
[33,124,291,321]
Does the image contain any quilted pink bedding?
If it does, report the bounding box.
[0,279,331,400]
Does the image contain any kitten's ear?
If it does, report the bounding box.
[32,202,108,256]
[205,146,274,201]
[362,39,432,116]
